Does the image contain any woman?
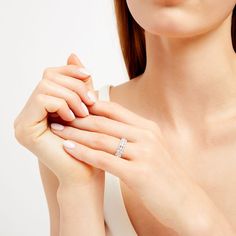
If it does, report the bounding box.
[14,0,236,235]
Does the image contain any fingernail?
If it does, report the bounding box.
[63,140,75,149]
[81,102,89,116]
[69,110,76,120]
[51,123,64,131]
[87,90,97,103]
[75,68,90,77]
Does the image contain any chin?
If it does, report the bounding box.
[127,0,235,39]
[142,9,204,38]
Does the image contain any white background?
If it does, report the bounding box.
[0,0,128,235]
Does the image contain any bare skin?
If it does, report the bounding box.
[14,54,106,236]
[15,0,236,234]
[102,5,236,234]
[47,3,236,234]
[107,76,236,235]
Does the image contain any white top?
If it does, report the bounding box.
[97,84,137,236]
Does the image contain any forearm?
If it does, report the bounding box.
[57,180,105,236]
[170,181,235,236]
[38,161,60,236]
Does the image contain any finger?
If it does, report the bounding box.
[46,64,91,81]
[62,140,130,179]
[39,79,89,117]
[46,72,97,106]
[28,94,75,124]
[88,100,157,130]
[67,53,94,90]
[68,115,142,142]
[50,123,135,160]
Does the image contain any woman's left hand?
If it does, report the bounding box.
[50,100,217,233]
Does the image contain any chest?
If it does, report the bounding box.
[120,144,236,236]
[109,84,236,235]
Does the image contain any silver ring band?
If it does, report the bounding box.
[114,137,127,158]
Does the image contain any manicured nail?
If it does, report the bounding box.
[81,102,89,116]
[69,110,76,120]
[51,123,64,131]
[75,67,90,77]
[63,140,75,149]
[87,90,97,103]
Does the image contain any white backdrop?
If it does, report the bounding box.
[0,1,128,235]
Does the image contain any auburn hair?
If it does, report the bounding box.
[114,1,236,79]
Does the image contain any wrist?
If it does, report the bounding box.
[57,180,104,206]
[57,182,105,236]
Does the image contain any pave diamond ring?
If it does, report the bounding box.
[114,137,127,158]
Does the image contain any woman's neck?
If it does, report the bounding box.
[137,13,236,130]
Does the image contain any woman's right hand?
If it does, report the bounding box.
[14,54,102,185]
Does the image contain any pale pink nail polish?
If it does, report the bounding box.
[63,140,75,149]
[87,91,97,103]
[75,68,90,77]
[69,110,76,120]
[51,123,64,131]
[81,102,89,116]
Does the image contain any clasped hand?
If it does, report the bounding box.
[50,99,194,229]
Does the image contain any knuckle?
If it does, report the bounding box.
[92,134,107,147]
[14,123,29,147]
[42,67,53,79]
[67,92,78,103]
[143,129,156,141]
[92,116,104,129]
[13,114,39,148]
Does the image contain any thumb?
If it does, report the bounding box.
[67,53,94,91]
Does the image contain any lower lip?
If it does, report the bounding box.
[156,0,184,6]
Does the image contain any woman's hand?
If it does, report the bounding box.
[50,100,236,235]
[14,54,102,185]
[50,100,191,226]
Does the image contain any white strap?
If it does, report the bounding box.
[98,84,111,101]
